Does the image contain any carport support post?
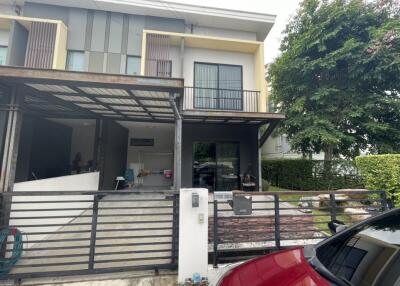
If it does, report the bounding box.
[171,93,182,191]
[0,84,23,193]
[174,117,182,190]
[0,85,23,259]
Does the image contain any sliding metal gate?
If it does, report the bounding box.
[0,190,179,281]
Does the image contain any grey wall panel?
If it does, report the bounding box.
[104,12,111,52]
[106,53,121,74]
[145,16,185,33]
[7,21,28,66]
[120,54,127,74]
[85,10,94,51]
[67,8,87,51]
[181,123,259,188]
[121,15,129,55]
[91,11,107,52]
[103,53,108,73]
[108,13,123,53]
[84,51,90,71]
[88,52,104,72]
[23,2,68,24]
[127,15,144,56]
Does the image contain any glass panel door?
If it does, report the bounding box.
[194,63,218,109]
[216,142,240,191]
[218,65,242,110]
[193,142,240,192]
[193,142,216,191]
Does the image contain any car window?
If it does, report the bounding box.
[316,211,400,286]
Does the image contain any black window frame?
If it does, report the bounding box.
[193,62,243,110]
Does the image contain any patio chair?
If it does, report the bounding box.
[240,173,257,192]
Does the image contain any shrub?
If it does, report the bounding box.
[262,159,364,191]
[355,154,400,208]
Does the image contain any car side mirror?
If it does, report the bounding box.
[328,220,347,234]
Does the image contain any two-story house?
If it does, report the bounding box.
[0,0,284,193]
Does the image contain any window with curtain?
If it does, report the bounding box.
[194,62,243,110]
[66,51,85,71]
[126,56,141,75]
[0,46,7,65]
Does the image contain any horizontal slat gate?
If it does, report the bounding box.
[0,191,179,280]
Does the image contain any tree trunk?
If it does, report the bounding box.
[324,145,334,161]
[323,145,335,190]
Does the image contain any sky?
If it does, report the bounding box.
[163,0,302,64]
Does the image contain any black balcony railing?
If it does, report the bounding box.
[184,87,260,112]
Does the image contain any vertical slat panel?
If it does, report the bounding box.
[25,22,56,69]
[145,34,170,77]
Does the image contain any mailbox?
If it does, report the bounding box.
[233,195,252,215]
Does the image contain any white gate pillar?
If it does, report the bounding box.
[178,188,208,283]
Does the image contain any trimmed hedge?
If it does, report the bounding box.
[262,159,364,191]
[356,154,400,207]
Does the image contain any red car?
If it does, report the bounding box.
[217,208,400,286]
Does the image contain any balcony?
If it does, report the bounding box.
[183,87,260,112]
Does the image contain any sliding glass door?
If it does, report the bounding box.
[193,142,240,192]
[194,62,243,110]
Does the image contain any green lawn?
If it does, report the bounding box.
[266,186,351,234]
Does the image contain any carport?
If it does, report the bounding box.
[0,66,184,193]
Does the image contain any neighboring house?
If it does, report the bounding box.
[262,64,324,160]
[262,134,325,160]
[0,0,283,193]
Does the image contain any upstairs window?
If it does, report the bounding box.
[66,51,85,72]
[0,46,7,65]
[126,56,141,75]
[194,62,243,110]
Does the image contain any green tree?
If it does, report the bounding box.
[268,0,400,160]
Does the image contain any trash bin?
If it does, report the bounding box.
[233,194,252,215]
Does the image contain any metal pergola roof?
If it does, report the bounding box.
[0,66,285,126]
[0,66,183,123]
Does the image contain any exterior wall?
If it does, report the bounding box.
[187,25,257,41]
[181,123,259,189]
[183,47,255,90]
[53,19,68,69]
[15,117,73,182]
[0,4,19,16]
[0,29,9,46]
[22,2,185,73]
[6,21,28,66]
[255,43,267,112]
[170,46,182,77]
[122,122,174,187]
